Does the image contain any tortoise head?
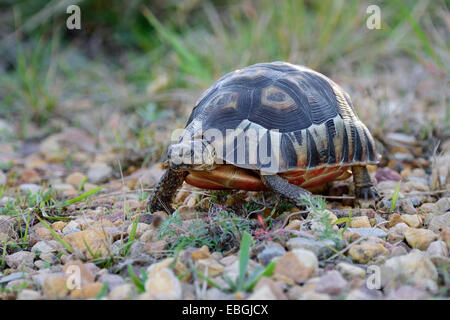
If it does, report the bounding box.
[167,139,217,171]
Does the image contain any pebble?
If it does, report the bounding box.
[66,172,87,188]
[62,261,96,285]
[435,197,449,212]
[51,221,67,232]
[64,228,112,258]
[87,163,113,184]
[206,288,235,300]
[0,170,6,186]
[385,285,429,300]
[336,262,365,280]
[70,282,103,299]
[386,222,409,243]
[0,272,29,284]
[404,228,438,250]
[190,245,211,261]
[286,237,335,259]
[248,285,278,300]
[98,274,126,290]
[315,270,348,296]
[195,258,224,278]
[62,220,81,234]
[350,216,372,228]
[274,249,318,282]
[5,251,36,269]
[19,184,42,194]
[31,241,58,255]
[144,268,182,300]
[109,284,135,300]
[348,243,389,264]
[428,212,450,233]
[43,276,69,299]
[426,240,448,259]
[17,289,41,300]
[257,242,286,265]
[0,215,15,235]
[400,199,417,215]
[127,222,151,239]
[347,228,387,239]
[401,214,422,228]
[381,250,437,287]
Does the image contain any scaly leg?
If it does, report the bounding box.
[352,165,380,201]
[261,174,311,204]
[148,169,188,214]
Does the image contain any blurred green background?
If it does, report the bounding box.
[0,0,448,158]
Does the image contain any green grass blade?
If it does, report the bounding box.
[244,261,276,291]
[390,181,401,213]
[35,216,74,253]
[237,231,251,292]
[55,186,103,207]
[127,264,145,293]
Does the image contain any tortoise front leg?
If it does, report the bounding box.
[148,168,188,214]
[261,174,311,204]
[352,166,380,201]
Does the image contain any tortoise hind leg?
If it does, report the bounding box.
[261,174,311,204]
[352,166,380,201]
[148,169,188,214]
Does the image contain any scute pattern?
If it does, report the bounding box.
[184,61,379,172]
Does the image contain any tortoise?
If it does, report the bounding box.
[148,61,380,213]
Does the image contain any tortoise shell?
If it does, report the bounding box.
[181,61,379,190]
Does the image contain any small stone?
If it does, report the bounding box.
[375,168,402,183]
[387,222,409,243]
[253,277,288,300]
[0,215,16,236]
[191,245,211,261]
[70,282,104,299]
[66,172,87,189]
[109,284,135,300]
[196,258,224,278]
[350,216,371,228]
[286,237,335,259]
[346,288,382,300]
[140,230,157,242]
[64,228,112,258]
[390,246,408,257]
[274,249,318,282]
[435,197,450,213]
[336,262,366,281]
[400,199,417,215]
[285,220,302,231]
[144,268,182,300]
[428,212,450,233]
[87,163,112,184]
[386,213,403,228]
[84,183,99,191]
[31,241,58,255]
[62,220,81,234]
[426,240,448,259]
[381,250,438,287]
[51,221,67,232]
[347,228,387,239]
[17,289,41,300]
[142,240,167,254]
[404,228,438,250]
[19,184,42,194]
[206,287,236,300]
[257,242,286,265]
[348,243,389,264]
[127,222,150,239]
[5,251,36,269]
[401,214,422,228]
[315,270,348,296]
[0,272,29,284]
[98,274,126,290]
[0,170,6,186]
[386,285,429,300]
[43,276,68,299]
[248,285,277,300]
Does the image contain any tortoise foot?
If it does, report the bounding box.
[355,185,381,201]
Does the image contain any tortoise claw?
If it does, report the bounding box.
[355,185,381,201]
